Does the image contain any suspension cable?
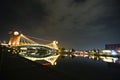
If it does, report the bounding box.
[26,35,52,42]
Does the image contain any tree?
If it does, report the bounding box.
[59,47,65,54]
[71,48,75,52]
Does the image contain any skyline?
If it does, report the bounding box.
[0,0,120,50]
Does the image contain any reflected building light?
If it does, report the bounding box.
[117,50,120,53]
[102,50,111,53]
[111,50,117,55]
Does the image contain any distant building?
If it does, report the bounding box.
[105,44,120,50]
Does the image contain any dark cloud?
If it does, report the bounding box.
[0,0,49,39]
[0,0,120,49]
[0,0,48,28]
[69,0,86,6]
[73,0,86,3]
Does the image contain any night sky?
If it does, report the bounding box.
[0,0,120,50]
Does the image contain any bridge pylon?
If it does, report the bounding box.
[8,31,21,47]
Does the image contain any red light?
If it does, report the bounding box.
[42,62,51,66]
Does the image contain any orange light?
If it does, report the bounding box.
[42,62,51,66]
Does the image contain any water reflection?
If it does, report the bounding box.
[19,46,59,66]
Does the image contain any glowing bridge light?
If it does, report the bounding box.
[14,31,19,36]
[53,40,58,44]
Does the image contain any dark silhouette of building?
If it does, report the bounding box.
[105,44,120,50]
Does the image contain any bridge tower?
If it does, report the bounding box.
[8,31,21,46]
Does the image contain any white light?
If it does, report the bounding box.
[102,50,111,53]
[14,31,19,35]
[53,41,58,44]
[111,50,117,55]
[20,47,27,50]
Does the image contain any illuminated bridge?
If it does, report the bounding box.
[8,31,60,65]
[8,31,59,50]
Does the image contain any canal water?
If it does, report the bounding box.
[50,56,120,79]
